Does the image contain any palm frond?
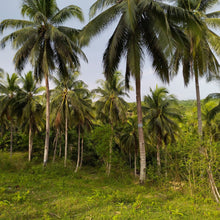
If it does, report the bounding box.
[0,19,33,33]
[89,0,118,18]
[80,4,122,46]
[52,5,84,24]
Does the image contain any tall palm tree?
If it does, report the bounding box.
[94,72,128,175]
[81,0,194,183]
[51,71,89,167]
[170,0,220,202]
[143,86,181,174]
[13,71,44,161]
[0,73,20,156]
[0,0,87,166]
[73,88,94,173]
[171,0,220,137]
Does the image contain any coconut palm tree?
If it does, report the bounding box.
[0,73,20,156]
[143,86,181,175]
[93,72,128,175]
[81,0,197,183]
[169,0,220,202]
[73,88,94,172]
[51,111,62,163]
[0,0,87,166]
[170,0,220,137]
[13,71,44,161]
[51,71,89,167]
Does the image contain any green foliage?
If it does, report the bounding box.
[0,152,29,171]
[0,153,220,219]
[12,190,30,203]
[89,124,113,165]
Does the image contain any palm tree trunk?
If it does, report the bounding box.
[10,120,13,157]
[194,74,219,201]
[203,147,220,203]
[135,78,146,184]
[79,137,83,169]
[64,106,68,168]
[107,124,113,176]
[195,74,202,137]
[53,128,59,163]
[28,121,33,162]
[43,74,50,166]
[75,125,81,173]
[156,136,161,175]
[165,144,168,178]
[59,132,62,158]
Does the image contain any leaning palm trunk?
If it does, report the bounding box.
[79,137,83,169]
[28,121,33,161]
[203,147,220,203]
[59,132,62,158]
[136,78,146,184]
[64,107,68,167]
[75,125,81,173]
[53,128,59,163]
[43,74,50,166]
[195,74,202,137]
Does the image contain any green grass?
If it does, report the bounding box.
[0,152,220,219]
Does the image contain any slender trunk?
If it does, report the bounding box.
[43,74,50,166]
[135,78,146,184]
[190,37,219,202]
[190,37,202,137]
[156,136,161,175]
[195,72,219,202]
[59,132,62,158]
[59,136,62,157]
[165,144,168,178]
[195,74,202,137]
[64,106,68,168]
[79,137,83,169]
[75,125,81,173]
[28,120,33,162]
[203,147,220,203]
[53,128,59,163]
[107,124,113,176]
[10,120,13,157]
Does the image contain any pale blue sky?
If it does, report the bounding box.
[0,0,219,101]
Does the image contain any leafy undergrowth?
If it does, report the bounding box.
[0,153,220,219]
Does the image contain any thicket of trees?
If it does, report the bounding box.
[0,0,220,203]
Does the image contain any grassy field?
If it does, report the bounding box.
[0,153,220,219]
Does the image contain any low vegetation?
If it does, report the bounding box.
[0,0,220,218]
[0,153,220,220]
